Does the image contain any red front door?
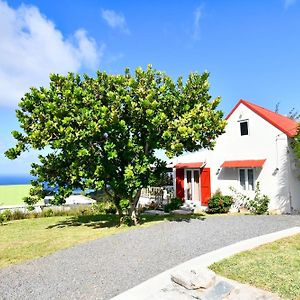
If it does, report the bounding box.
[176,167,211,206]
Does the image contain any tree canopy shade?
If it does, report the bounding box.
[6,65,226,224]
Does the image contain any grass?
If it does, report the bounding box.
[0,213,204,268]
[210,234,300,300]
[0,184,31,206]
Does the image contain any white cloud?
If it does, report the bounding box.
[101,9,130,34]
[284,0,297,8]
[0,1,104,107]
[192,6,203,41]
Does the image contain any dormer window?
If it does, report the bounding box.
[240,120,249,136]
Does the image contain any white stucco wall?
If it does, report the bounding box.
[174,102,300,213]
[287,139,300,212]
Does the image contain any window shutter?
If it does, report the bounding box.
[201,168,211,206]
[176,169,184,200]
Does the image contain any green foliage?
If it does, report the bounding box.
[247,182,270,215]
[120,215,134,226]
[5,65,226,223]
[207,190,233,214]
[119,199,130,212]
[0,209,12,223]
[11,210,29,220]
[0,204,119,222]
[291,126,300,169]
[229,186,250,210]
[0,209,28,222]
[104,204,117,214]
[163,197,183,213]
[41,208,54,217]
[148,170,173,187]
[230,182,270,214]
[91,202,117,214]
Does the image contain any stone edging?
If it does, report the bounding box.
[111,227,300,300]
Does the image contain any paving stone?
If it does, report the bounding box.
[171,267,216,290]
[150,283,201,300]
[201,280,235,300]
[142,210,167,215]
[225,285,282,300]
[171,209,193,215]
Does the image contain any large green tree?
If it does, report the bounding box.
[6,65,226,224]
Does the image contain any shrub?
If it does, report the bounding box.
[11,210,28,220]
[229,186,250,211]
[163,197,182,213]
[120,215,134,226]
[91,202,117,214]
[0,209,29,222]
[1,209,12,222]
[41,208,54,217]
[104,204,117,215]
[207,191,233,214]
[0,202,119,223]
[247,182,270,215]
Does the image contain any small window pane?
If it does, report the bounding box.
[186,170,192,200]
[240,121,248,136]
[248,169,254,191]
[239,169,246,190]
[193,170,200,202]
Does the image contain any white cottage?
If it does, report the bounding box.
[173,99,300,213]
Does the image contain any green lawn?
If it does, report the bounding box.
[210,234,300,300]
[0,213,203,268]
[0,185,31,206]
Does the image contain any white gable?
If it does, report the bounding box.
[174,101,300,213]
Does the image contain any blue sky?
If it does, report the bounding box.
[1,0,300,176]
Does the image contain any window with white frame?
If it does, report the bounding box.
[184,169,201,202]
[239,168,254,190]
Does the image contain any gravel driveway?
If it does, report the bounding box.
[1,215,300,300]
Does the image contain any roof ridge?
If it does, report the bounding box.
[240,99,293,120]
[226,99,299,137]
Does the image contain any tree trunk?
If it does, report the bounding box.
[113,196,124,226]
[129,188,142,225]
[130,208,139,226]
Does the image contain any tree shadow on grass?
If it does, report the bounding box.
[46,214,120,229]
[46,213,206,230]
[139,213,206,225]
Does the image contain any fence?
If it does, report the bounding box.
[139,186,174,208]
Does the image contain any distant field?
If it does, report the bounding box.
[0,185,31,206]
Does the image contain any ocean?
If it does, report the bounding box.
[0,175,34,185]
[0,175,93,195]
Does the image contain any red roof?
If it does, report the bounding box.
[226,99,299,137]
[175,162,205,169]
[221,159,266,168]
